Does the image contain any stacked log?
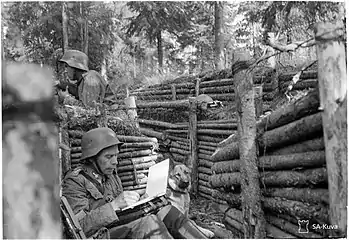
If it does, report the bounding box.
[209,90,334,238]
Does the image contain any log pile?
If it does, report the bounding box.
[208,89,335,238]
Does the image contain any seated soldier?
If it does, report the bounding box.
[62,127,207,239]
[56,49,107,108]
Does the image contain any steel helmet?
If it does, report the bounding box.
[80,128,123,161]
[59,49,89,72]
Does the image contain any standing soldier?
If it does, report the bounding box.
[56,49,108,108]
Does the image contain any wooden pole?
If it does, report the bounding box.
[124,96,139,128]
[195,78,200,97]
[235,55,266,238]
[315,21,347,236]
[188,97,198,194]
[254,85,263,118]
[171,84,176,100]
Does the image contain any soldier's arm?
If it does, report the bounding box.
[62,176,119,237]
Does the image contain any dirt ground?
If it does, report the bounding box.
[189,196,235,239]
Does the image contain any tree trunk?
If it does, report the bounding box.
[83,19,89,55]
[214,1,224,71]
[268,137,324,155]
[235,60,266,239]
[315,21,347,237]
[62,2,69,52]
[156,30,163,72]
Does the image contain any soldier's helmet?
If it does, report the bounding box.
[80,128,123,161]
[59,49,89,72]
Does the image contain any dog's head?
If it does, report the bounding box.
[169,164,191,193]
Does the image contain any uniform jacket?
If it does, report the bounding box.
[62,165,123,237]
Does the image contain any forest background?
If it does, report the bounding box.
[1,1,345,91]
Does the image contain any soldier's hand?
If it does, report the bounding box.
[140,193,149,200]
[111,191,140,210]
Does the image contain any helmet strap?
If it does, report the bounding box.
[92,159,104,177]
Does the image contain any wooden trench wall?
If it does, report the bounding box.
[115,69,334,239]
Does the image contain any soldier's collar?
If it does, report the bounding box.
[83,165,106,183]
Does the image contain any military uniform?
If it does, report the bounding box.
[62,165,172,239]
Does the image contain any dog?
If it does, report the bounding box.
[167,164,215,238]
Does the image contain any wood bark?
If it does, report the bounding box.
[211,142,239,162]
[212,160,240,174]
[188,97,199,194]
[122,177,148,187]
[268,137,324,155]
[116,135,158,143]
[198,159,214,168]
[118,169,148,177]
[266,214,323,239]
[198,166,212,175]
[259,151,326,170]
[259,112,323,151]
[280,79,318,91]
[214,1,224,70]
[212,191,241,208]
[198,148,214,156]
[263,188,329,205]
[197,135,225,143]
[262,197,329,224]
[210,168,327,188]
[198,173,210,182]
[198,153,212,161]
[123,184,147,190]
[170,147,189,156]
[61,127,71,175]
[119,173,147,182]
[120,142,157,149]
[138,118,178,129]
[136,100,189,109]
[278,70,317,82]
[62,2,69,52]
[257,89,320,131]
[315,21,347,236]
[139,128,164,140]
[118,149,153,159]
[198,180,211,188]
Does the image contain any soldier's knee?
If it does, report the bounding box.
[140,214,173,239]
[157,205,186,230]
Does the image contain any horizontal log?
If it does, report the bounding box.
[116,135,158,143]
[170,153,187,163]
[119,149,153,159]
[166,129,236,136]
[176,119,237,125]
[212,160,240,174]
[197,135,225,143]
[199,140,218,147]
[70,138,81,146]
[268,137,324,155]
[198,191,228,205]
[119,173,147,182]
[200,78,234,88]
[263,197,329,224]
[266,214,323,239]
[118,155,158,166]
[136,100,189,109]
[138,118,178,129]
[173,123,238,130]
[266,224,298,239]
[198,148,214,156]
[71,153,81,159]
[261,167,327,187]
[198,166,212,175]
[168,135,188,142]
[119,148,139,153]
[129,188,146,195]
[121,142,158,150]
[210,168,327,188]
[198,144,216,151]
[170,147,189,156]
[70,147,81,153]
[259,151,326,170]
[259,112,323,150]
[117,169,148,177]
[211,142,239,162]
[198,153,212,161]
[199,159,214,168]
[223,218,243,238]
[198,185,219,196]
[117,161,155,172]
[278,70,317,82]
[140,128,164,140]
[280,79,318,91]
[198,180,211,188]
[217,133,238,148]
[122,177,148,187]
[212,191,241,208]
[263,188,329,205]
[68,130,83,138]
[170,142,189,150]
[224,216,243,232]
[200,86,234,94]
[257,89,320,131]
[198,173,210,182]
